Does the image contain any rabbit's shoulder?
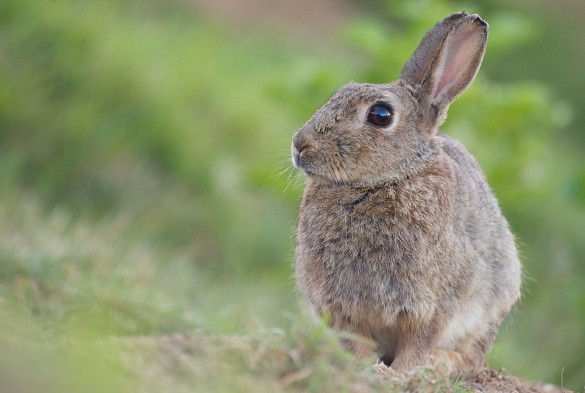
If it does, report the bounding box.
[436,133,500,219]
[437,133,482,173]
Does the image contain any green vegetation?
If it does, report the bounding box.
[0,0,583,391]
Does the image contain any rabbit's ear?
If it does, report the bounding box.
[400,12,488,130]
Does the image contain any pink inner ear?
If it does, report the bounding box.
[433,24,482,100]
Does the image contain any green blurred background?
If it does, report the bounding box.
[0,0,583,390]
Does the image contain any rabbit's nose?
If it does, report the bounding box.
[292,133,310,167]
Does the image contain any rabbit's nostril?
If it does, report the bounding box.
[297,143,305,152]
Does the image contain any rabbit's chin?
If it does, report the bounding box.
[295,164,347,186]
[300,170,338,186]
[303,169,402,189]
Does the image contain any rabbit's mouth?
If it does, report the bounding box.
[295,164,339,185]
[296,166,324,182]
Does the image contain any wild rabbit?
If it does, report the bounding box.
[293,12,521,375]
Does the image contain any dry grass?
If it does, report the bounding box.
[109,331,566,393]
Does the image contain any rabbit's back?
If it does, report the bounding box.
[439,133,520,303]
[435,133,521,349]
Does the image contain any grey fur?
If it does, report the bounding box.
[292,13,521,375]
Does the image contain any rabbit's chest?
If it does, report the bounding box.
[297,195,426,280]
[295,181,451,321]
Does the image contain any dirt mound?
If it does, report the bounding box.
[463,369,566,393]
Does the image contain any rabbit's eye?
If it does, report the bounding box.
[367,103,394,128]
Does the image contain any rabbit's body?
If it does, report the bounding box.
[293,13,521,374]
[296,132,519,367]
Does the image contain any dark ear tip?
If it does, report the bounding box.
[468,13,489,29]
[445,11,489,29]
[444,12,488,30]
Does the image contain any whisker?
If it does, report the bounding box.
[271,163,292,180]
[282,166,296,194]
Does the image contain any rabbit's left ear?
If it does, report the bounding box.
[400,12,488,129]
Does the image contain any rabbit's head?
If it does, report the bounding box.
[291,12,487,186]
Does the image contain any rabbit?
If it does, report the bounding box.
[292,12,521,376]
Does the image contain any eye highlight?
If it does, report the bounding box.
[367,103,394,128]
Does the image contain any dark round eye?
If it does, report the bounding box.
[367,103,394,127]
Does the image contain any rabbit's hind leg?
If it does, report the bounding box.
[433,319,499,377]
[430,348,485,378]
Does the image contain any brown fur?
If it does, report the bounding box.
[292,13,521,376]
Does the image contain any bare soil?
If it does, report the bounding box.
[462,369,566,393]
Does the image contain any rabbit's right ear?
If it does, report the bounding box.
[400,12,488,131]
